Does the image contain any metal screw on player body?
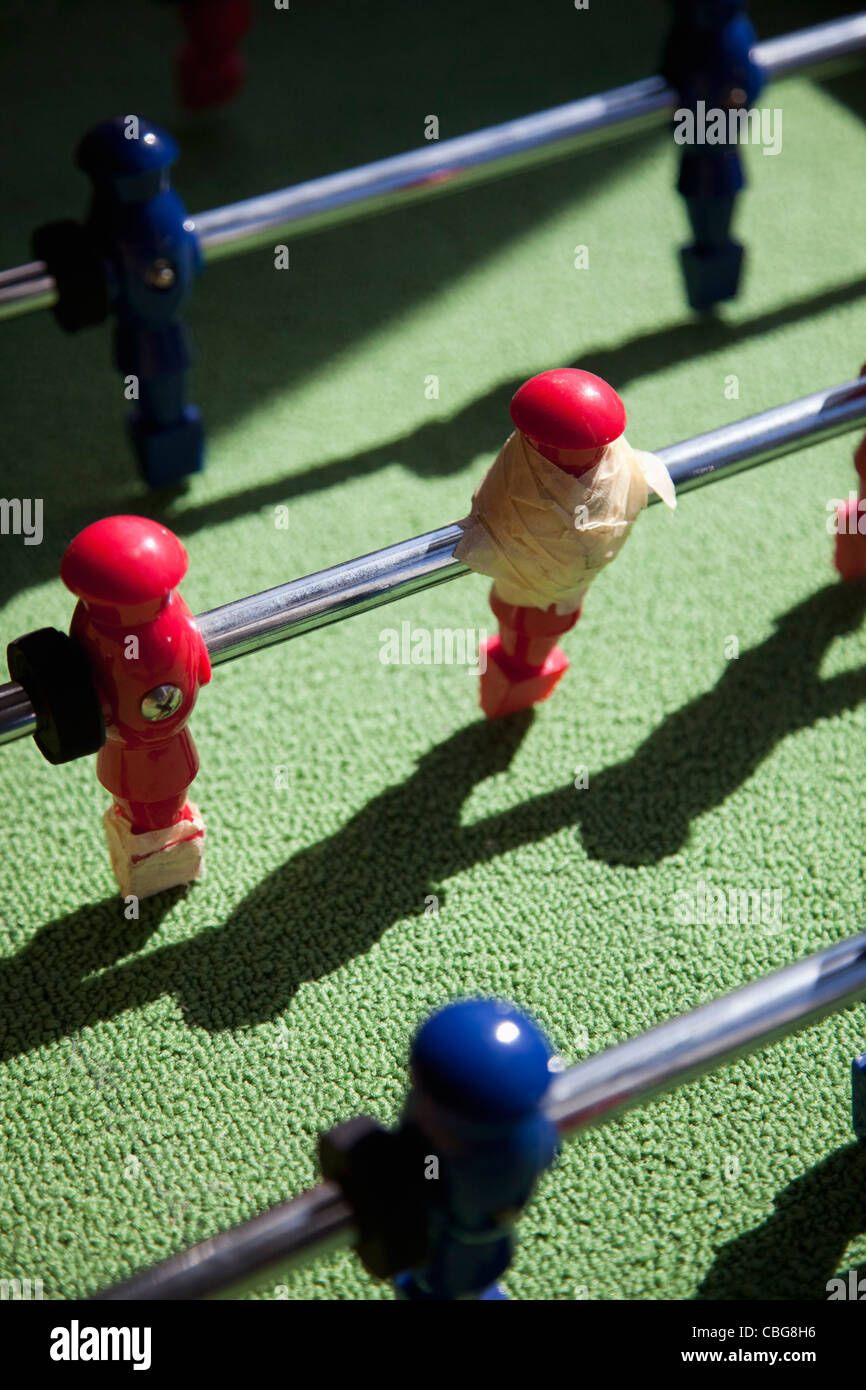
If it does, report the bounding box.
[140,684,184,720]
[144,259,176,290]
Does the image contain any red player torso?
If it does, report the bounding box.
[70,591,210,805]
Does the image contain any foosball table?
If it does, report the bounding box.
[1,0,866,1306]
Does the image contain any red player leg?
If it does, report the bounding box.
[835,428,866,582]
[177,0,253,110]
[112,791,195,833]
[103,801,206,898]
[480,587,582,719]
[98,729,207,897]
[103,771,206,899]
[834,363,866,581]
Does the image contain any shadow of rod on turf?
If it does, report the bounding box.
[695,1142,866,1300]
[2,581,866,1052]
[144,272,866,545]
[0,134,648,614]
[3,269,866,616]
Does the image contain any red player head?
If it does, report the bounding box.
[61,515,189,625]
[510,368,627,476]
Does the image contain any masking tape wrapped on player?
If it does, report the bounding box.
[456,428,676,613]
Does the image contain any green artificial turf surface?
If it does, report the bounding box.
[1,0,866,1300]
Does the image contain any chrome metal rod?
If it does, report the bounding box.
[192,74,672,261]
[2,14,864,320]
[96,1181,355,1301]
[0,270,58,317]
[660,373,866,495]
[2,375,865,748]
[193,14,866,262]
[199,521,468,664]
[751,11,866,78]
[0,681,37,747]
[547,932,866,1135]
[95,932,866,1299]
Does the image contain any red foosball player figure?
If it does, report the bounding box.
[834,365,866,582]
[456,369,676,718]
[176,0,253,110]
[60,516,211,899]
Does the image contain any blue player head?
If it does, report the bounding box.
[77,116,180,203]
[409,997,556,1136]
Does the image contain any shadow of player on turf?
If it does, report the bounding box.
[2,583,865,1050]
[0,712,536,1054]
[695,1142,866,1301]
[468,580,866,868]
[159,709,537,1031]
[0,890,181,1062]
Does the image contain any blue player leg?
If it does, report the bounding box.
[853,1052,866,1144]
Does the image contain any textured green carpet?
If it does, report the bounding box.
[1,0,866,1300]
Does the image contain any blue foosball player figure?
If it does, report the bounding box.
[662,1,765,311]
[34,116,204,489]
[393,999,560,1301]
[319,998,560,1301]
[78,118,204,488]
